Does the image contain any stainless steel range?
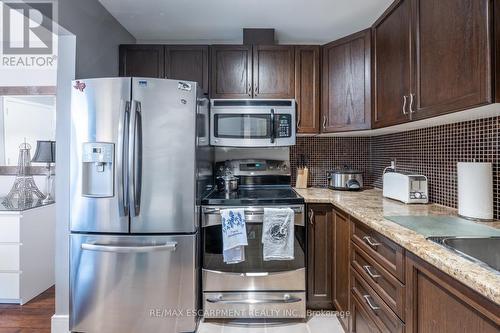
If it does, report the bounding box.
[201,158,306,319]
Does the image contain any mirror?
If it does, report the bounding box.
[0,95,56,166]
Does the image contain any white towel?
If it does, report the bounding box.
[221,208,247,264]
[262,208,294,261]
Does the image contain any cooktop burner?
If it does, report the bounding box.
[202,186,304,206]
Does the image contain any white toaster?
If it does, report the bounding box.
[383,172,428,204]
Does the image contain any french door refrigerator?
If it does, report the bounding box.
[69,77,212,333]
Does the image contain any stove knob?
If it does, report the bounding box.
[414,192,422,199]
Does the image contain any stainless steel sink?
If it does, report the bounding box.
[427,237,500,272]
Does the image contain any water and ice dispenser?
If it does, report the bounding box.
[82,142,114,197]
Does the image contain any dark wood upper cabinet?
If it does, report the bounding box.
[322,29,371,132]
[373,0,496,128]
[210,45,252,99]
[165,45,209,95]
[307,204,334,310]
[332,209,350,331]
[295,46,321,134]
[119,45,164,78]
[372,0,412,129]
[412,0,492,119]
[253,45,295,99]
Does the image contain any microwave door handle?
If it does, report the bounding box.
[270,108,275,144]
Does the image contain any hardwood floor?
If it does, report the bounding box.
[0,286,54,333]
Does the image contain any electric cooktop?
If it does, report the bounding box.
[202,186,304,206]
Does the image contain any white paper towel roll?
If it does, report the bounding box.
[457,162,493,220]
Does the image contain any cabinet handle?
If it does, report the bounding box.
[322,115,327,129]
[308,209,314,225]
[254,84,258,96]
[248,83,252,96]
[402,95,408,115]
[363,295,381,312]
[409,93,415,114]
[363,235,381,248]
[296,109,301,129]
[363,265,381,279]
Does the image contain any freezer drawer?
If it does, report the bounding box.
[70,234,198,333]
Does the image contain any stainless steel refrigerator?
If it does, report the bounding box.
[69,77,212,333]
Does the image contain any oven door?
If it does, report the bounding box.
[210,108,295,147]
[201,206,305,290]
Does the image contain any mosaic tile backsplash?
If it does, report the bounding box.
[290,116,500,219]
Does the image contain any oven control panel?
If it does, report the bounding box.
[217,159,290,177]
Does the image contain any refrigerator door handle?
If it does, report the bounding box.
[81,241,178,253]
[117,101,130,216]
[129,100,143,217]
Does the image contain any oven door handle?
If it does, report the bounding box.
[206,295,302,304]
[203,207,303,215]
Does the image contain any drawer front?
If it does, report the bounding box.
[0,272,20,299]
[351,218,405,282]
[0,244,20,271]
[351,291,382,333]
[352,242,405,320]
[351,268,405,333]
[0,216,20,242]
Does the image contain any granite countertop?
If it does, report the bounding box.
[293,187,500,305]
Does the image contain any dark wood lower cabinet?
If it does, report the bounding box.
[307,204,334,309]
[305,204,500,332]
[405,253,500,333]
[333,209,350,331]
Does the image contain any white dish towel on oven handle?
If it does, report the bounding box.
[262,208,294,261]
[221,208,248,264]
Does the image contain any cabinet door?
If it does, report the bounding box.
[165,45,209,95]
[253,45,295,99]
[333,209,350,330]
[210,45,252,99]
[307,204,334,309]
[406,253,500,333]
[372,0,412,128]
[322,29,371,132]
[412,0,492,118]
[119,45,164,78]
[295,46,321,134]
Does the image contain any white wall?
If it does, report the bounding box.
[57,0,135,78]
[2,96,56,165]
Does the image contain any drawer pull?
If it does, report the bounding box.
[363,265,381,279]
[363,235,381,248]
[363,294,381,312]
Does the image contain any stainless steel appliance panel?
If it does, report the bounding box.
[70,77,131,233]
[70,233,198,333]
[210,100,296,147]
[202,268,305,291]
[130,78,198,233]
[203,291,306,319]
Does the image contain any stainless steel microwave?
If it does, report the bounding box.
[210,99,296,147]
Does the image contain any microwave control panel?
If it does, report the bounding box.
[275,114,292,138]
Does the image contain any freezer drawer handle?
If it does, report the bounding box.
[81,241,178,253]
[206,294,302,304]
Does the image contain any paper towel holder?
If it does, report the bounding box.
[457,161,495,222]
